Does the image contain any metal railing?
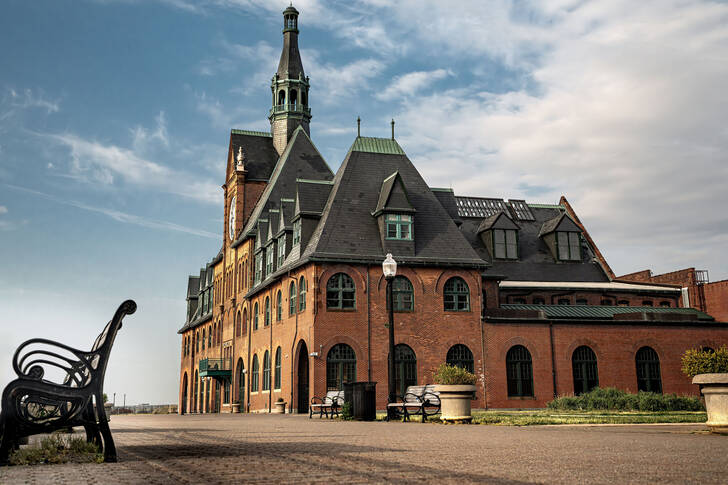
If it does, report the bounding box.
[199,358,232,373]
[269,104,311,116]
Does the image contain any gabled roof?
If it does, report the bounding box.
[278,198,295,232]
[186,276,200,299]
[477,211,519,233]
[233,126,333,245]
[255,220,268,249]
[295,179,333,216]
[373,171,415,216]
[266,210,280,241]
[301,137,486,267]
[538,212,580,237]
[431,188,461,225]
[227,130,278,182]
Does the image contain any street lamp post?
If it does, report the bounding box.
[382,253,397,420]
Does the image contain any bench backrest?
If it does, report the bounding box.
[403,385,440,403]
[323,390,344,404]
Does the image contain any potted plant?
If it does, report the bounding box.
[273,397,287,414]
[682,346,728,434]
[433,363,478,423]
[231,400,241,414]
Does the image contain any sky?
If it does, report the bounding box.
[1,0,727,405]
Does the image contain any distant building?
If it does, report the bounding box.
[177,6,728,413]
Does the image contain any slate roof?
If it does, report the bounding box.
[296,179,333,215]
[501,304,714,321]
[538,212,580,237]
[229,130,278,182]
[234,126,333,245]
[300,138,486,267]
[477,211,519,233]
[459,206,609,282]
[431,188,462,225]
[277,18,305,79]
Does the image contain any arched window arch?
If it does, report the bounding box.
[444,277,470,311]
[327,273,356,309]
[236,311,241,337]
[394,344,417,396]
[326,344,356,391]
[572,346,598,395]
[299,276,307,311]
[274,347,282,390]
[506,345,533,397]
[290,89,297,108]
[251,355,259,392]
[254,302,259,330]
[265,297,271,326]
[278,89,285,106]
[289,281,297,315]
[447,344,474,373]
[262,350,271,391]
[390,276,414,312]
[242,308,248,335]
[276,290,282,321]
[636,346,662,393]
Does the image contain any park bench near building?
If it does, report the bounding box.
[387,385,441,422]
[0,300,136,464]
[309,390,344,419]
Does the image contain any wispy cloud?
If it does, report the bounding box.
[0,206,7,215]
[4,184,218,238]
[376,69,453,101]
[131,111,169,150]
[6,88,60,114]
[302,51,386,104]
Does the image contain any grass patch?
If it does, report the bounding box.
[548,387,704,412]
[8,434,103,466]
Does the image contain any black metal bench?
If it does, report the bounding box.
[0,300,136,464]
[387,385,441,422]
[309,390,344,419]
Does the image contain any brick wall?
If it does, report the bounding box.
[704,280,728,323]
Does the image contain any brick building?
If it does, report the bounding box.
[177,6,728,414]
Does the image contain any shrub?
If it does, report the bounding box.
[9,434,102,466]
[681,346,728,378]
[341,401,353,420]
[432,363,477,385]
[547,387,703,411]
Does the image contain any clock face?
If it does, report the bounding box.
[228,196,236,241]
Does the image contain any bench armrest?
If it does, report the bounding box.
[12,338,95,386]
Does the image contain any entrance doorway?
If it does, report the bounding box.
[297,341,309,413]
[181,373,188,414]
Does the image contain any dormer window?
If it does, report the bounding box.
[293,219,301,245]
[386,214,412,240]
[266,247,275,276]
[494,229,518,259]
[255,254,263,285]
[277,236,286,266]
[556,232,581,261]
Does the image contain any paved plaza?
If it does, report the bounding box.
[1,414,726,484]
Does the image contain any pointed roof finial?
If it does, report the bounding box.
[236,146,246,171]
[357,116,361,137]
[391,118,395,140]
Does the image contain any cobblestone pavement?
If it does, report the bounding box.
[1,414,727,484]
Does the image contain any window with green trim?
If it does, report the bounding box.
[254,254,263,285]
[444,277,470,311]
[264,296,270,326]
[274,347,282,390]
[299,276,306,311]
[276,290,282,321]
[266,247,274,276]
[556,231,581,261]
[326,344,356,391]
[388,276,413,312]
[636,346,662,393]
[446,344,474,373]
[262,350,271,391]
[277,237,286,266]
[572,346,598,395]
[293,219,301,246]
[251,355,259,392]
[289,281,297,315]
[506,345,533,397]
[253,302,259,330]
[385,214,412,240]
[327,273,356,309]
[494,229,518,259]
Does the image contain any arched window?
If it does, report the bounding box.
[444,277,470,311]
[276,290,282,321]
[301,91,307,106]
[194,370,199,413]
[299,276,307,311]
[636,346,662,393]
[204,379,210,413]
[224,379,230,404]
[289,281,297,315]
[274,347,282,390]
[242,308,247,334]
[703,347,715,353]
[278,90,285,106]
[251,355,259,392]
[236,311,241,337]
[394,344,417,395]
[601,299,613,306]
[265,297,271,326]
[659,301,671,307]
[446,344,474,373]
[290,89,297,108]
[236,359,245,406]
[390,276,414,312]
[263,350,271,391]
[642,300,653,307]
[327,344,357,391]
[617,300,630,306]
[572,346,598,395]
[533,297,545,304]
[506,345,533,397]
[202,328,206,350]
[327,273,356,309]
[254,302,259,330]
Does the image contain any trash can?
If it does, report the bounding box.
[351,381,377,421]
[342,382,354,411]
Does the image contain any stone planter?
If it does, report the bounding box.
[231,403,241,414]
[273,401,286,414]
[693,373,728,434]
[434,384,476,423]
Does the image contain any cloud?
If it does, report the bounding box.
[0,206,7,214]
[6,88,60,114]
[4,184,218,238]
[302,51,386,104]
[131,111,169,150]
[376,69,453,101]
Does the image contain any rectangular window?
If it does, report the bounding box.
[254,254,262,285]
[568,232,580,260]
[493,229,518,259]
[385,214,413,240]
[266,247,274,275]
[293,220,301,246]
[557,231,581,261]
[277,237,286,266]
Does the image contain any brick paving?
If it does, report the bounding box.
[1,414,726,484]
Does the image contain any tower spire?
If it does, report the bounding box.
[269,4,311,155]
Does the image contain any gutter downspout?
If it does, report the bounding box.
[479,277,488,410]
[549,321,557,399]
[367,264,372,381]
